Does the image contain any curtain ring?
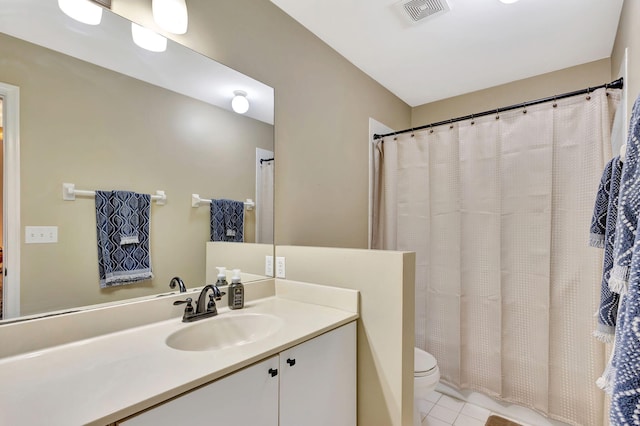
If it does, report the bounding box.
[449,119,454,129]
[586,88,591,101]
[553,96,557,108]
[522,102,527,114]
[429,125,434,134]
[410,128,415,137]
[470,114,475,125]
[495,108,500,120]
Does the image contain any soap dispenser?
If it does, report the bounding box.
[228,269,244,310]
[215,267,228,287]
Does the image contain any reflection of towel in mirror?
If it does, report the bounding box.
[210,199,244,242]
[113,191,139,245]
[95,190,153,288]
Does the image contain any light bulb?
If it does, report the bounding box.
[58,0,103,25]
[131,23,167,52]
[232,91,250,114]
[152,0,188,34]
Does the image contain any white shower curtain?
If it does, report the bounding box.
[372,88,621,425]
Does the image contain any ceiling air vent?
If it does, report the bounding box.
[395,0,451,24]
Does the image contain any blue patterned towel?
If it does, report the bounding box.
[95,191,153,288]
[210,199,244,242]
[610,94,640,425]
[590,160,614,249]
[591,157,623,343]
[113,191,139,245]
[611,97,640,294]
[610,256,640,424]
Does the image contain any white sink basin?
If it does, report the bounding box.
[166,313,283,352]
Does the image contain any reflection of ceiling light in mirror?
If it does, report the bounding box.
[231,91,250,114]
[58,0,103,25]
[152,0,188,34]
[131,23,167,52]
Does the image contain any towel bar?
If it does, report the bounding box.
[62,183,167,205]
[191,194,255,210]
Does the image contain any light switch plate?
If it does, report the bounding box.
[265,255,274,276]
[275,256,286,278]
[25,226,58,243]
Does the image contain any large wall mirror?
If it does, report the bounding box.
[0,0,275,321]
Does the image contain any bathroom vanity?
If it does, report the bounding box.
[0,280,358,426]
[119,322,355,425]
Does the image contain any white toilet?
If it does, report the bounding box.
[414,347,440,426]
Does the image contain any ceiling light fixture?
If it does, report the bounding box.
[231,91,250,114]
[131,23,167,52]
[58,0,103,25]
[498,0,520,3]
[152,0,188,34]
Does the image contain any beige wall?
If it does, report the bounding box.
[412,59,612,127]
[277,246,416,426]
[111,0,412,251]
[0,33,273,315]
[612,0,640,116]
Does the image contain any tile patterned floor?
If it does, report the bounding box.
[420,391,531,426]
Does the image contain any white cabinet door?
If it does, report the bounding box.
[279,322,356,426]
[119,356,279,426]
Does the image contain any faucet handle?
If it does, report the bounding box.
[212,285,225,300]
[215,290,226,301]
[173,297,194,311]
[207,294,218,313]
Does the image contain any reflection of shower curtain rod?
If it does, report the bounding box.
[260,158,274,164]
[373,77,624,140]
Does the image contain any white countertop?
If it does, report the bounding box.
[0,295,358,425]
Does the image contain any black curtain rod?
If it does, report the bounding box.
[260,158,274,164]
[373,77,624,140]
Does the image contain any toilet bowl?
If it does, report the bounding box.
[414,347,440,426]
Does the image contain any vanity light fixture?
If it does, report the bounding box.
[131,23,168,52]
[231,91,250,114]
[152,0,189,34]
[58,0,103,25]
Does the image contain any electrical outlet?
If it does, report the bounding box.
[275,256,286,278]
[25,226,58,244]
[265,255,274,276]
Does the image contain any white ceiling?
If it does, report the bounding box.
[270,0,624,107]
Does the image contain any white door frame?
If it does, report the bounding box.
[1,82,20,319]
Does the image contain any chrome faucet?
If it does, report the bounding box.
[173,284,225,323]
[169,276,187,293]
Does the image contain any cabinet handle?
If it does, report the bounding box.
[268,368,278,377]
[286,358,296,367]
